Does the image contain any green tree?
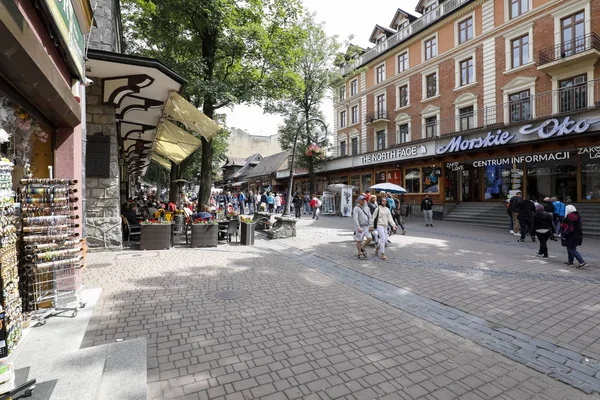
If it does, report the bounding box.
[122,0,304,205]
[267,12,340,193]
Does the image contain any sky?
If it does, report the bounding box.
[223,0,420,137]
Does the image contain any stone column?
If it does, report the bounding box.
[84,79,122,248]
[54,126,83,238]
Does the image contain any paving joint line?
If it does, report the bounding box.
[266,240,600,395]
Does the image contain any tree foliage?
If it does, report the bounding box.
[121,0,304,204]
[267,12,340,193]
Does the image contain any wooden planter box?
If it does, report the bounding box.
[240,222,255,246]
[139,224,172,250]
[191,224,218,248]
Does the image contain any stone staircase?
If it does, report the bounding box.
[444,202,600,237]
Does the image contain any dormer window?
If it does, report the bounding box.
[376,36,386,44]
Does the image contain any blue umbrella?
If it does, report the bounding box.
[369,183,407,194]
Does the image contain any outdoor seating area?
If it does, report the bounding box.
[120,214,256,250]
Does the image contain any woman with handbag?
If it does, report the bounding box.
[370,196,397,260]
[561,205,587,268]
[531,204,554,258]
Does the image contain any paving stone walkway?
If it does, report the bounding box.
[83,217,600,399]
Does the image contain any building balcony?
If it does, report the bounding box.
[538,33,600,73]
[367,110,390,125]
[329,78,600,161]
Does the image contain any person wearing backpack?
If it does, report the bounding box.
[531,204,554,258]
[310,194,321,220]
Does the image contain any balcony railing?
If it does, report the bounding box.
[538,33,600,65]
[339,0,471,76]
[367,110,390,123]
[329,78,600,158]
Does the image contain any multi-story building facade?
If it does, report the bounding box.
[293,0,600,206]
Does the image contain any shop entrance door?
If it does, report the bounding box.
[461,166,480,201]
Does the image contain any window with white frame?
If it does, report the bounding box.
[509,0,529,19]
[340,110,347,128]
[397,52,408,73]
[350,79,358,96]
[511,35,529,68]
[458,17,473,44]
[339,86,346,101]
[376,63,386,84]
[501,75,537,124]
[426,73,437,98]
[376,130,386,150]
[351,137,359,155]
[351,105,358,124]
[397,124,409,144]
[504,23,534,72]
[509,90,531,122]
[424,36,437,60]
[459,58,474,86]
[340,140,347,157]
[398,85,409,108]
[459,106,475,131]
[425,116,437,138]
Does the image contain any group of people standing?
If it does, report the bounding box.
[508,192,587,268]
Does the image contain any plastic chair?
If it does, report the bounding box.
[219,219,240,242]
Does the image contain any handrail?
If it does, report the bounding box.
[538,33,600,65]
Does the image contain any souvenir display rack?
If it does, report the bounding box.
[20,176,83,320]
[0,160,22,358]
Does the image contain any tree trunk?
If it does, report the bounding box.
[198,136,213,208]
[169,161,179,203]
[305,110,316,194]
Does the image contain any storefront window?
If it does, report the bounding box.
[351,174,360,194]
[483,164,512,200]
[405,168,420,193]
[375,171,386,184]
[527,155,576,202]
[422,166,439,193]
[361,173,372,193]
[581,164,600,200]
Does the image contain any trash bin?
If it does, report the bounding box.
[241,222,255,245]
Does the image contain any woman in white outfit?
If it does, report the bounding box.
[370,197,397,260]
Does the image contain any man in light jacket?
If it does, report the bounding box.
[352,195,372,259]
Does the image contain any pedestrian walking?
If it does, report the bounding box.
[509,191,522,235]
[371,197,396,260]
[552,196,565,238]
[275,193,282,213]
[517,195,536,242]
[561,205,587,268]
[267,193,275,213]
[393,197,406,235]
[310,194,321,220]
[421,194,434,227]
[353,195,372,259]
[531,204,554,258]
[367,195,378,214]
[292,193,302,218]
[238,191,246,215]
[303,193,310,215]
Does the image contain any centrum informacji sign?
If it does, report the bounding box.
[436,116,600,155]
[44,0,85,80]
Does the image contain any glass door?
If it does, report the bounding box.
[461,166,481,201]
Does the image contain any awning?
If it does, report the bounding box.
[164,91,221,140]
[153,120,202,164]
[231,181,247,187]
[151,153,172,171]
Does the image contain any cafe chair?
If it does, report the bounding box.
[122,215,141,246]
[219,219,240,243]
[172,214,189,244]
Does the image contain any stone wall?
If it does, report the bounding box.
[85,79,122,248]
[87,0,121,53]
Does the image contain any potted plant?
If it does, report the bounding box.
[240,216,255,246]
[191,220,218,248]
[139,220,172,250]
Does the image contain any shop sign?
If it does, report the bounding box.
[359,144,428,165]
[578,146,600,159]
[471,151,570,167]
[436,116,600,156]
[43,0,85,79]
[445,162,464,171]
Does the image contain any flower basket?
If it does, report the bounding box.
[139,223,172,250]
[191,223,218,248]
[240,221,255,246]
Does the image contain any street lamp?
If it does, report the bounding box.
[283,117,328,217]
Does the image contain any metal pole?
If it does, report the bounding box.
[283,118,328,217]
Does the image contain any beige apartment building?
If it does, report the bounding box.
[291,0,600,205]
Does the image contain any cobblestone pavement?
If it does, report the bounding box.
[83,218,600,400]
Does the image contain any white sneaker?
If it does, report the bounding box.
[510,230,514,234]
